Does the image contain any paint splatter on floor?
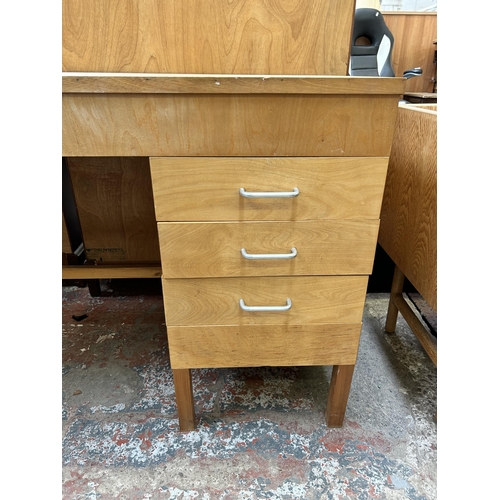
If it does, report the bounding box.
[62,281,437,499]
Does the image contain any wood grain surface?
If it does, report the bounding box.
[167,324,361,369]
[62,265,162,279]
[63,94,401,157]
[150,157,388,221]
[326,364,355,427]
[62,0,356,75]
[62,212,72,253]
[158,220,380,278]
[62,74,405,95]
[162,275,368,326]
[378,104,437,310]
[66,157,161,263]
[171,369,195,431]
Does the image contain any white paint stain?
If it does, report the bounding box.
[96,333,116,343]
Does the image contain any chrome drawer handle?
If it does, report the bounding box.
[241,247,297,260]
[239,298,292,312]
[239,187,299,198]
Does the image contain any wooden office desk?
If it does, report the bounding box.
[62,0,407,431]
[63,74,404,430]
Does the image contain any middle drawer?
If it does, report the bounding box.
[158,220,379,278]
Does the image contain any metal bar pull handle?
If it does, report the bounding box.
[241,247,297,260]
[239,298,292,312]
[239,187,299,198]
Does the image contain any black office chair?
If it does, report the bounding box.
[349,8,422,79]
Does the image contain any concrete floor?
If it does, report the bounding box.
[62,280,437,499]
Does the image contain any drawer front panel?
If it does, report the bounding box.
[159,220,379,278]
[150,157,388,221]
[167,323,362,369]
[65,94,400,157]
[162,276,368,326]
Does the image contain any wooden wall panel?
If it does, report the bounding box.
[62,0,356,75]
[383,12,437,93]
[66,157,161,264]
[378,104,437,310]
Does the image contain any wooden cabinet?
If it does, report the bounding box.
[378,103,437,365]
[145,83,402,429]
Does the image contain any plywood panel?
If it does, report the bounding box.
[66,157,161,263]
[62,265,162,279]
[383,12,437,93]
[62,0,356,75]
[378,104,437,310]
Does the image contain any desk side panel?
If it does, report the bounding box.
[378,106,437,310]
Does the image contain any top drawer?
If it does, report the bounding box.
[150,157,388,221]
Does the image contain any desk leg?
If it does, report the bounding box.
[172,368,195,432]
[385,265,405,333]
[325,364,355,427]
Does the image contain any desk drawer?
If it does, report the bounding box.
[150,157,388,221]
[167,323,362,369]
[158,220,379,278]
[162,276,368,326]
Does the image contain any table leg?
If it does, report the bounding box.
[325,364,355,427]
[172,368,195,431]
[385,264,405,333]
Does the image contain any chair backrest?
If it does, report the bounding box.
[349,8,395,77]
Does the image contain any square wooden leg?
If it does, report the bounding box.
[172,368,195,431]
[325,364,355,427]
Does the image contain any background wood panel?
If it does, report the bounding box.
[62,0,356,75]
[383,12,437,93]
[167,324,361,368]
[378,104,437,310]
[62,94,401,157]
[66,157,161,263]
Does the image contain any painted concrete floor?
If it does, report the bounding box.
[62,280,437,500]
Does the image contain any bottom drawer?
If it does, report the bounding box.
[167,323,362,369]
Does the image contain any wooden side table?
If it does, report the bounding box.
[378,103,437,365]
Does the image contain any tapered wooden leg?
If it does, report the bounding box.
[172,368,195,431]
[385,264,405,333]
[325,364,355,427]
